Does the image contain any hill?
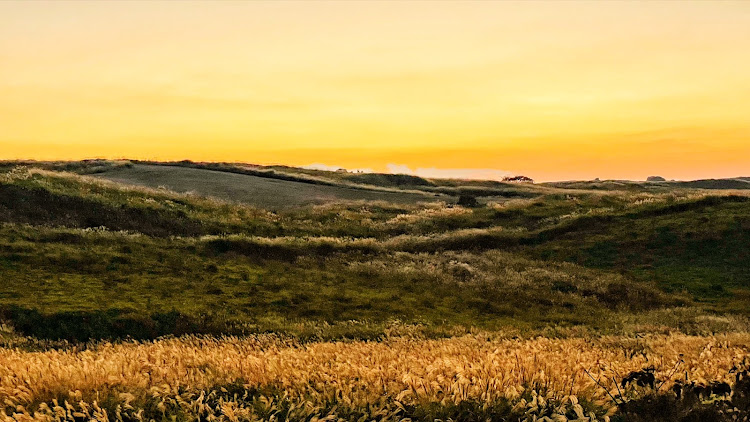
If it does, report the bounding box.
[92,163,445,209]
[544,177,750,191]
[672,178,750,190]
[2,159,551,203]
[1,164,749,341]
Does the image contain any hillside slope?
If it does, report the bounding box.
[93,164,443,209]
[1,166,749,341]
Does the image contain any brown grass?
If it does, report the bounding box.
[1,333,748,421]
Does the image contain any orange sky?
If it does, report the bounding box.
[1,1,749,181]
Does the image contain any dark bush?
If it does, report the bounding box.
[0,306,233,341]
[457,195,479,207]
[0,184,205,236]
[615,363,750,421]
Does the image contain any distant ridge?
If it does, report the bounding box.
[2,159,748,203]
[672,178,750,190]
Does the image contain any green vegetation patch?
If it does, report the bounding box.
[0,164,749,341]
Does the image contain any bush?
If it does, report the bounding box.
[457,195,479,207]
[0,306,233,341]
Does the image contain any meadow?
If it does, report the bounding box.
[1,161,749,420]
[93,164,443,210]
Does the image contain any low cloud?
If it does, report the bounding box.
[386,164,512,181]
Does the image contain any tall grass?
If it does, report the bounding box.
[1,333,749,421]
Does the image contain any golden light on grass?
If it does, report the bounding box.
[1,333,748,420]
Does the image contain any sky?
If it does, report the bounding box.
[1,1,749,182]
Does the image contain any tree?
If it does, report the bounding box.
[502,175,534,183]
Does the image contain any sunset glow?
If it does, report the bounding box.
[2,1,750,181]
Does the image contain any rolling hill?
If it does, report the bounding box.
[92,163,444,209]
[1,162,749,342]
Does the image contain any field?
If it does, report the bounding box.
[2,333,750,422]
[92,164,444,209]
[1,161,749,420]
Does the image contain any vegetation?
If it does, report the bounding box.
[1,165,750,339]
[93,163,443,209]
[1,332,749,421]
[1,159,549,203]
[1,161,749,420]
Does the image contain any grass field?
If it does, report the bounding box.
[1,161,749,420]
[2,333,749,422]
[93,164,445,209]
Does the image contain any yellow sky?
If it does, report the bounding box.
[1,1,750,181]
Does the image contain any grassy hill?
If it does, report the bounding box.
[1,163,749,342]
[93,163,445,209]
[544,178,750,191]
[2,159,548,202]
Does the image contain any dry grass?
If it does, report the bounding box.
[1,333,748,421]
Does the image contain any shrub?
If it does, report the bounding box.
[457,194,479,207]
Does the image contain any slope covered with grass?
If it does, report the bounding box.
[0,165,748,341]
[93,164,445,209]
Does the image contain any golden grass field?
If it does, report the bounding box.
[2,333,748,421]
